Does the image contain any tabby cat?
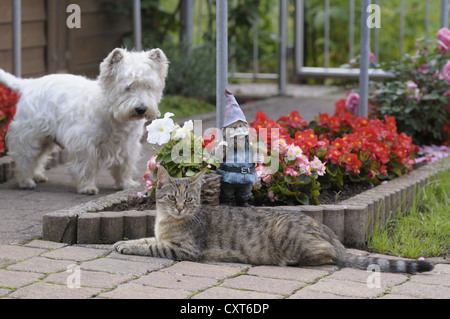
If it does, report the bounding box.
[114,167,434,274]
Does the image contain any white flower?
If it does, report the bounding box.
[146,112,175,145]
[173,120,193,140]
[310,156,326,176]
[285,144,302,162]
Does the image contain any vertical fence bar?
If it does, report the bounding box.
[349,0,355,61]
[180,0,194,47]
[253,16,259,81]
[324,0,330,68]
[374,0,379,63]
[216,0,228,129]
[279,0,288,96]
[295,0,304,71]
[133,0,142,51]
[12,0,21,77]
[399,0,405,56]
[425,0,430,40]
[359,0,371,118]
[442,0,449,28]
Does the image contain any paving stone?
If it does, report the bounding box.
[0,269,43,288]
[410,273,450,287]
[326,268,408,290]
[80,257,161,276]
[192,286,281,299]
[247,266,329,283]
[221,275,302,296]
[23,240,67,250]
[0,289,11,297]
[41,246,109,262]
[9,282,103,299]
[163,261,241,279]
[7,257,75,273]
[301,278,385,298]
[0,245,47,261]
[288,290,354,299]
[98,282,191,299]
[389,281,450,299]
[108,251,174,267]
[44,270,133,289]
[134,271,218,291]
[430,264,450,274]
[377,293,418,299]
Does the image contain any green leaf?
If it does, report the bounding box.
[295,193,309,205]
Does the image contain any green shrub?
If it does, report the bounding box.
[370,38,450,146]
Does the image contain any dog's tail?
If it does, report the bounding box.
[0,69,24,92]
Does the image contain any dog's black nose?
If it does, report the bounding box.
[135,106,147,116]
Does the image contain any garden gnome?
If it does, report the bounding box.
[213,89,263,206]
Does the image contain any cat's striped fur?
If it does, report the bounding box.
[114,167,434,274]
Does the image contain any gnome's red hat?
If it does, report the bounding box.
[223,89,248,128]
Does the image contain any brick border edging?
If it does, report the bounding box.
[0,150,66,184]
[42,157,450,249]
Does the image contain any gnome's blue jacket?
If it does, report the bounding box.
[216,147,257,185]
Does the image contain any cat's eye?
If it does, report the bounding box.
[185,197,193,202]
[168,195,176,201]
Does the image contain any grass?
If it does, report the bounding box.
[159,95,216,120]
[367,168,450,259]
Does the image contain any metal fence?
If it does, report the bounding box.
[8,0,450,121]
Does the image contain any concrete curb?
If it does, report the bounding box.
[42,157,450,248]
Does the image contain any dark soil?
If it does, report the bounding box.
[102,182,373,212]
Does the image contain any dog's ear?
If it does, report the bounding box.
[109,48,124,65]
[149,48,169,79]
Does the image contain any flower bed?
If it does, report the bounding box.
[250,102,418,206]
[0,84,18,157]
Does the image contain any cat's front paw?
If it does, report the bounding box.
[113,241,129,254]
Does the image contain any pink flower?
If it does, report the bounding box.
[406,81,420,102]
[310,156,326,176]
[147,155,160,172]
[285,145,299,161]
[285,166,299,177]
[369,52,376,63]
[268,190,278,203]
[275,139,289,155]
[345,93,359,115]
[443,61,450,85]
[437,28,450,54]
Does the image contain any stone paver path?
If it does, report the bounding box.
[0,240,449,300]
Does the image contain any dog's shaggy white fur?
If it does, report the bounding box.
[0,48,169,195]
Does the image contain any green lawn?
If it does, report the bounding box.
[368,167,450,259]
[159,95,216,120]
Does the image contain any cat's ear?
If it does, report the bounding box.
[157,166,171,188]
[189,169,206,186]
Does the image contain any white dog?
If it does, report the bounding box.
[0,48,169,195]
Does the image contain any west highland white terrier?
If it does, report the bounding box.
[0,48,169,195]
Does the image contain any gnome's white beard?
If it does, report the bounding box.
[227,126,249,138]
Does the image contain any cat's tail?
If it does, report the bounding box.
[338,252,434,274]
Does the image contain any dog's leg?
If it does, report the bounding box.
[33,141,58,183]
[7,126,47,189]
[66,154,100,195]
[109,160,140,190]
